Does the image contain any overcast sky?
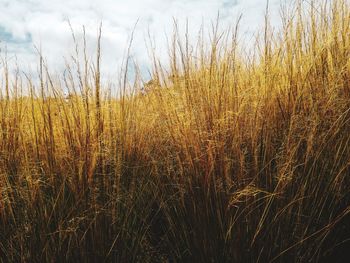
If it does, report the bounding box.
[0,0,287,80]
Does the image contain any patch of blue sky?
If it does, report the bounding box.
[0,25,32,45]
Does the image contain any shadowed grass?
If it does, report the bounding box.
[0,0,350,262]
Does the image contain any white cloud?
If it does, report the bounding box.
[0,0,286,80]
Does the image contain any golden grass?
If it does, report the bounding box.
[0,0,350,262]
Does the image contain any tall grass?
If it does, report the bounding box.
[1,0,350,262]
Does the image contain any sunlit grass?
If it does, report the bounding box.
[0,0,350,262]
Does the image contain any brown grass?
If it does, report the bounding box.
[0,0,350,262]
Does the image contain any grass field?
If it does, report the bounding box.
[0,0,350,262]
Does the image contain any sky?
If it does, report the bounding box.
[0,0,287,80]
